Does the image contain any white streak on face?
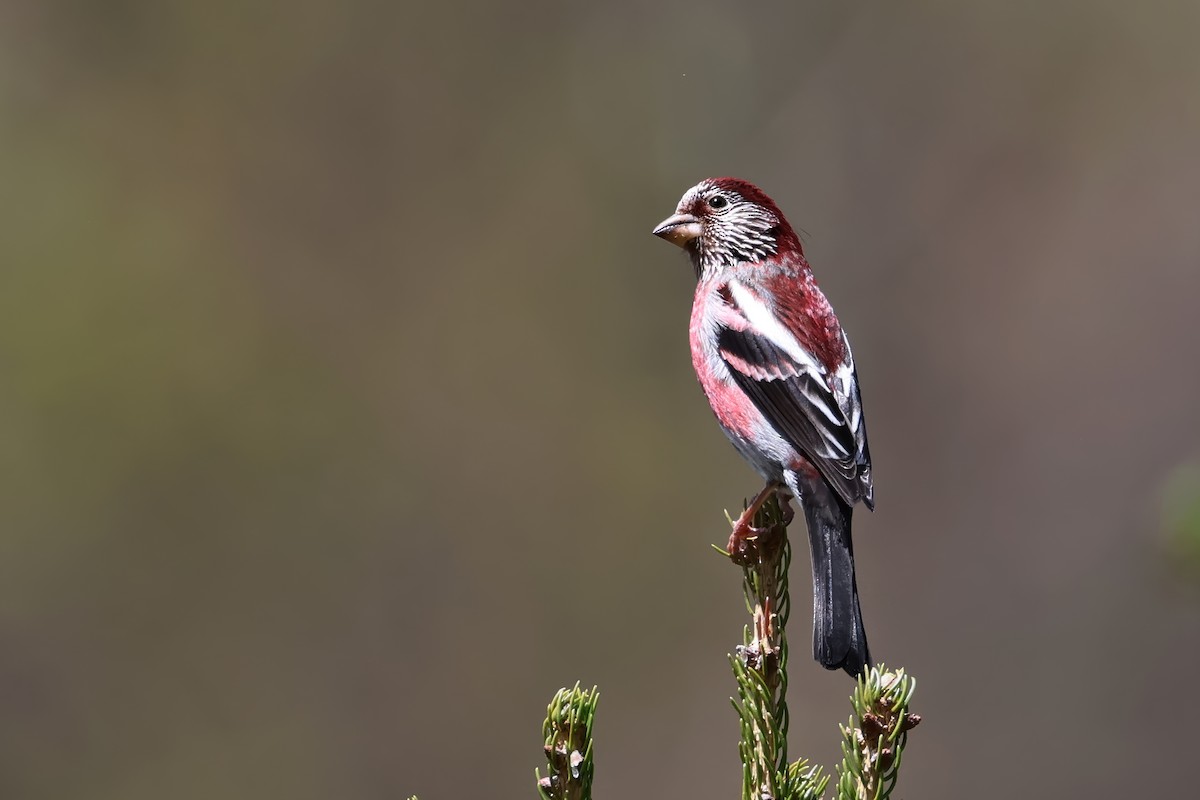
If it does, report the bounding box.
[672,180,782,275]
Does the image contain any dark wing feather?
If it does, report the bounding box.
[718,323,873,508]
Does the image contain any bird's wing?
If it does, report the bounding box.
[715,276,873,508]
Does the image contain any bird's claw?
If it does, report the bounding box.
[727,520,770,564]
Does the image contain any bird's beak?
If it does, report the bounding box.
[652,213,701,248]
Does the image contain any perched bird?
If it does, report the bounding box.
[653,177,874,676]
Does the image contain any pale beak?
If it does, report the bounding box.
[652,213,702,248]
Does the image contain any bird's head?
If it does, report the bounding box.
[652,177,802,278]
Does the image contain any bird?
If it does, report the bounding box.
[653,177,874,677]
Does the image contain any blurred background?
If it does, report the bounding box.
[2,1,1199,797]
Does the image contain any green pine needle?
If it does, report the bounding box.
[536,682,598,800]
[836,666,921,800]
[725,491,919,800]
[519,489,920,800]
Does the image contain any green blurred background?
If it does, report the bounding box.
[2,1,1199,797]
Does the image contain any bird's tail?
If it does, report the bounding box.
[795,473,871,677]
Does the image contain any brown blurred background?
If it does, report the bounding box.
[2,1,1199,797]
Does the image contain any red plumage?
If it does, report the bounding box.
[654,177,874,676]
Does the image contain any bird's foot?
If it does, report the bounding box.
[726,482,786,563]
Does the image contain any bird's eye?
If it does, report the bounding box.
[708,195,728,209]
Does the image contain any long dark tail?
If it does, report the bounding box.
[793,472,871,677]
